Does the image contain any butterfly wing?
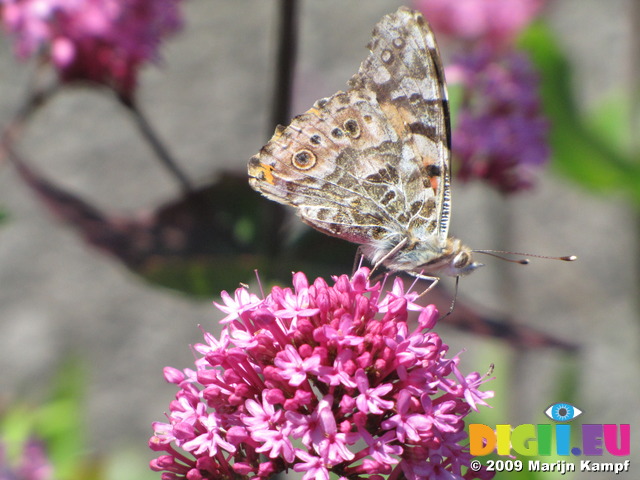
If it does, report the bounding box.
[248,7,451,260]
[249,89,405,246]
[349,7,452,242]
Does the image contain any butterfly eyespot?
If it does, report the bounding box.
[454,252,470,269]
[363,114,373,123]
[292,149,317,170]
[392,37,405,49]
[381,49,394,64]
[343,119,360,138]
[310,134,322,145]
[315,98,329,108]
[331,127,344,139]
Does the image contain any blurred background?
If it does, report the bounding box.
[0,0,638,479]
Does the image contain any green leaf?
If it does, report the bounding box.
[39,357,94,480]
[584,92,634,158]
[0,357,99,480]
[519,23,640,204]
[0,207,8,225]
[105,447,157,480]
[447,82,464,131]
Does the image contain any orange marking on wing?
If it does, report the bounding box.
[429,175,440,193]
[305,107,321,117]
[258,163,275,185]
[423,156,440,192]
[378,101,410,137]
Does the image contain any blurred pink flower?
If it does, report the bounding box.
[150,269,494,480]
[414,0,546,48]
[1,0,183,98]
[0,438,54,480]
[450,48,549,193]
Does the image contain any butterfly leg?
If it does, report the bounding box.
[367,237,409,280]
[408,272,440,297]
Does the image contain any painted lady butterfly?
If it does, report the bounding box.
[248,7,481,284]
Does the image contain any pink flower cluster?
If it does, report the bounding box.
[1,0,183,97]
[414,0,546,49]
[149,269,494,480]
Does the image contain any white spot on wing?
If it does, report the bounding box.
[372,67,391,84]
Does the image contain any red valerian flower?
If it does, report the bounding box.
[149,269,494,479]
[1,0,184,98]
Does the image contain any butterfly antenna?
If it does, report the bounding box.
[473,249,577,265]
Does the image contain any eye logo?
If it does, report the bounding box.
[545,402,582,422]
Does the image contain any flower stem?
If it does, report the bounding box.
[258,0,300,259]
[120,96,195,194]
[270,0,299,129]
[0,69,58,163]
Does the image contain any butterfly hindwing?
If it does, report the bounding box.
[249,89,406,245]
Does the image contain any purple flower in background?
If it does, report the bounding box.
[149,269,494,479]
[415,0,551,193]
[0,0,184,98]
[414,0,546,48]
[449,49,549,193]
[0,438,54,480]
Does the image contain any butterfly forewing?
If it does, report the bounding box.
[349,8,452,242]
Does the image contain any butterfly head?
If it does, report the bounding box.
[396,237,483,277]
[427,237,483,277]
